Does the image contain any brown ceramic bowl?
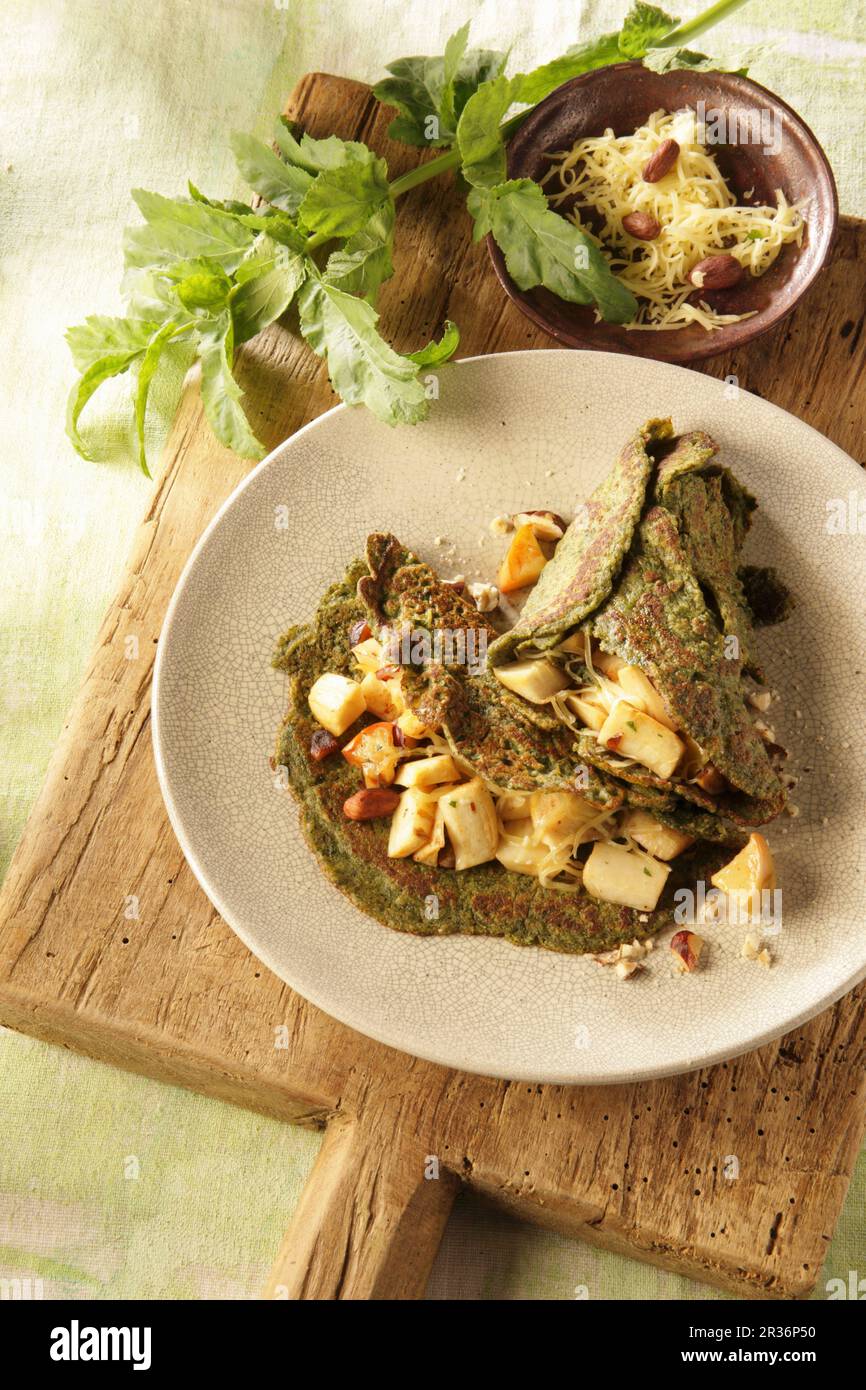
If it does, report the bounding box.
[487,62,838,363]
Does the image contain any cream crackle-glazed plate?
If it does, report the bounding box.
[152,351,866,1084]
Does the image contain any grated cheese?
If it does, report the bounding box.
[542,108,805,331]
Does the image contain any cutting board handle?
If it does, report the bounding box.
[263,1111,460,1300]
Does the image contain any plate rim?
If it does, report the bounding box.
[152,349,866,1084]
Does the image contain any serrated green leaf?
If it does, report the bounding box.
[323,202,395,301]
[66,349,146,459]
[373,42,507,147]
[618,3,678,59]
[274,122,376,173]
[175,265,232,312]
[297,275,427,425]
[133,320,185,475]
[486,179,638,322]
[457,75,524,189]
[230,235,307,343]
[642,45,749,75]
[65,315,161,373]
[230,132,313,213]
[298,160,391,238]
[407,319,460,367]
[196,313,266,458]
[123,190,255,273]
[439,23,471,134]
[513,34,624,104]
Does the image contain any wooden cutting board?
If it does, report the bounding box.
[2,73,865,1301]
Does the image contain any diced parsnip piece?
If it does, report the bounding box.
[598,703,685,781]
[396,754,460,788]
[496,820,550,876]
[497,524,548,594]
[620,808,694,861]
[565,691,607,732]
[531,791,599,850]
[593,646,626,678]
[397,708,432,739]
[583,841,670,912]
[494,658,570,704]
[711,833,776,917]
[360,670,405,721]
[413,803,446,866]
[308,673,366,737]
[439,778,499,870]
[388,786,439,858]
[558,631,586,655]
[616,665,677,731]
[351,637,385,675]
[497,793,532,822]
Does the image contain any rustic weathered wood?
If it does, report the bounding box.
[1,73,864,1302]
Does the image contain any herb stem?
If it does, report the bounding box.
[655,0,751,48]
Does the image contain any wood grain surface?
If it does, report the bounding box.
[1,73,864,1301]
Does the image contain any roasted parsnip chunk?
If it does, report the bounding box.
[711,833,776,917]
[494,658,570,704]
[616,665,677,731]
[565,691,607,732]
[620,808,694,861]
[598,703,685,781]
[531,791,599,850]
[583,840,670,912]
[396,754,460,788]
[496,821,551,876]
[360,670,404,721]
[439,779,499,870]
[308,672,366,737]
[388,786,440,858]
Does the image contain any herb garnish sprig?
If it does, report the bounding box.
[66,0,749,474]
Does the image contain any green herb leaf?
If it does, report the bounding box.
[66,347,147,459]
[230,132,314,213]
[456,75,523,189]
[299,159,391,239]
[134,320,185,475]
[323,201,395,301]
[124,189,256,273]
[65,315,162,372]
[481,179,638,322]
[407,319,460,367]
[618,3,678,58]
[297,274,428,425]
[230,235,307,343]
[275,121,377,173]
[175,264,233,312]
[642,46,749,75]
[514,34,624,105]
[197,312,266,459]
[374,32,507,147]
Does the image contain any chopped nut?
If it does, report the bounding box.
[741,933,760,960]
[468,580,500,613]
[343,788,401,821]
[784,802,800,817]
[757,948,772,968]
[670,929,705,973]
[615,959,643,980]
[747,689,772,712]
[489,514,513,537]
[512,509,567,541]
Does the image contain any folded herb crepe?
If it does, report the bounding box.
[273,418,789,956]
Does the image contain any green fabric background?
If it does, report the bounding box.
[1,0,864,1299]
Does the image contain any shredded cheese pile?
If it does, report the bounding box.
[542,108,805,331]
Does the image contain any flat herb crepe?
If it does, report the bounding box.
[490,420,789,825]
[273,560,736,955]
